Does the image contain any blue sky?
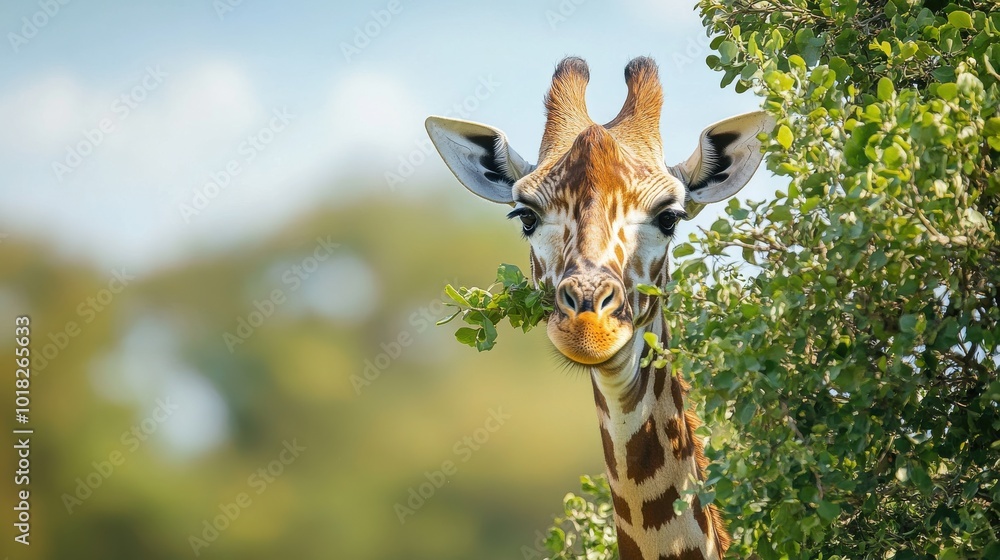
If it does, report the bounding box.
[0,0,779,273]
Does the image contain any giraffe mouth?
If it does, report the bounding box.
[546,309,634,365]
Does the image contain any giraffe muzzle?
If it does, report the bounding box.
[547,274,633,365]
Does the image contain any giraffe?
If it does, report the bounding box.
[425,57,773,560]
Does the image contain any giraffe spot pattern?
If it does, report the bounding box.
[641,485,680,530]
[592,376,609,415]
[663,416,695,460]
[621,361,651,414]
[625,417,665,484]
[653,367,666,398]
[670,376,685,412]
[658,547,706,560]
[692,495,709,535]
[600,424,618,480]
[518,57,724,560]
[611,486,632,524]
[617,529,645,560]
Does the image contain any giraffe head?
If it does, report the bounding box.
[427,57,772,366]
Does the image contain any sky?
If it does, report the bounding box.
[0,0,780,275]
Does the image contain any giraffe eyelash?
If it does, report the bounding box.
[658,209,688,220]
[506,208,534,220]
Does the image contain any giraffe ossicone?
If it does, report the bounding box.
[426,56,773,560]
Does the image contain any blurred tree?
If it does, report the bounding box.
[543,1,1000,558]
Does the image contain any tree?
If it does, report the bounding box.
[540,1,1000,558]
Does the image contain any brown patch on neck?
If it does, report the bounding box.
[620,360,652,414]
[640,485,680,530]
[653,366,667,398]
[591,375,610,415]
[670,375,686,411]
[610,486,632,525]
[617,529,644,560]
[663,416,695,460]
[624,417,665,484]
[599,423,618,481]
[659,548,706,560]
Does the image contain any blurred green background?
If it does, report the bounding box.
[0,199,607,559]
[0,1,774,558]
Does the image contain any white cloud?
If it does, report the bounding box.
[0,60,273,272]
[324,70,425,157]
[0,73,95,155]
[93,60,265,186]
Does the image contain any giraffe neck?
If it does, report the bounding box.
[590,311,728,560]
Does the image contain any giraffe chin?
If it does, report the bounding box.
[546,311,633,366]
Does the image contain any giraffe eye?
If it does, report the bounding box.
[508,208,539,235]
[519,212,538,234]
[656,211,684,237]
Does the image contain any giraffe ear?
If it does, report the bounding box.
[425,116,535,204]
[669,111,774,216]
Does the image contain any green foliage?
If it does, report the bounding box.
[454,4,999,559]
[439,264,553,351]
[661,0,1000,558]
[539,475,619,560]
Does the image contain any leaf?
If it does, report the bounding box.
[877,77,894,101]
[764,70,794,92]
[454,327,479,346]
[948,10,974,30]
[939,548,960,560]
[931,66,956,83]
[817,500,840,522]
[636,284,664,296]
[937,82,958,100]
[800,196,821,213]
[710,218,732,234]
[910,464,933,495]
[770,205,793,223]
[673,243,695,258]
[883,144,905,168]
[735,401,757,424]
[776,125,794,149]
[475,317,497,352]
[719,41,738,64]
[496,263,524,287]
[444,284,471,307]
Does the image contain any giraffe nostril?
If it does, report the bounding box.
[562,288,578,312]
[601,292,614,310]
